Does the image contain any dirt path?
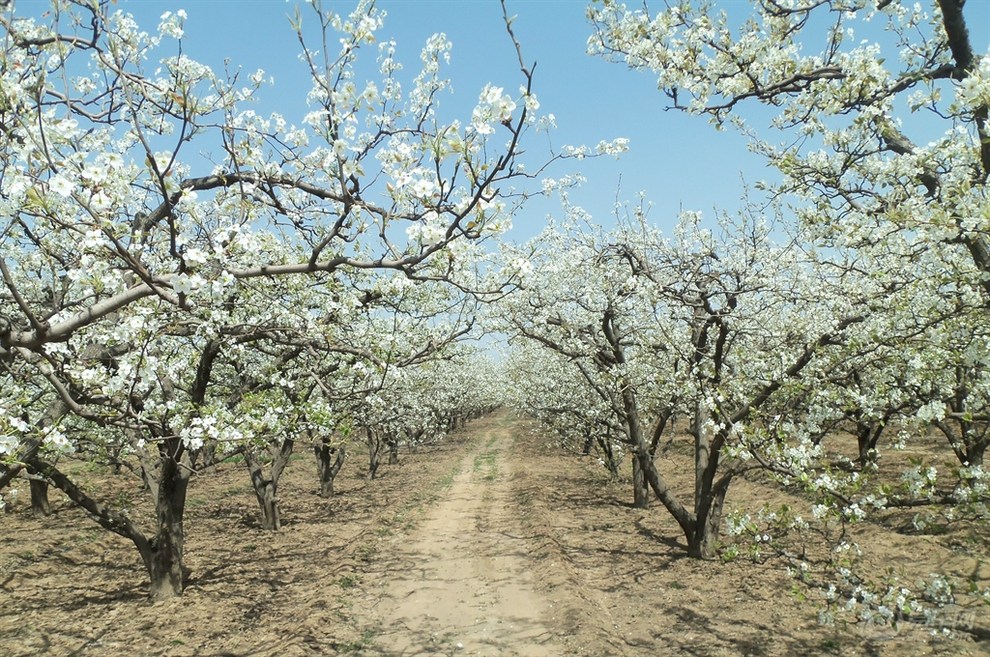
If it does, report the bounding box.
[366,417,556,656]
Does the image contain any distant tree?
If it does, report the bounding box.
[504,343,624,478]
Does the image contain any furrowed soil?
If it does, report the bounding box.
[1,411,988,656]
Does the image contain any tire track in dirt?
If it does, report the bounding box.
[366,416,557,656]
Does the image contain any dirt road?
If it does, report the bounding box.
[367,418,557,656]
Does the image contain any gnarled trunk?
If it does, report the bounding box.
[27,436,191,600]
[315,440,345,498]
[244,436,295,531]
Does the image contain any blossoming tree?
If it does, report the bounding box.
[500,208,893,558]
[584,0,990,623]
[0,0,555,599]
[588,0,988,289]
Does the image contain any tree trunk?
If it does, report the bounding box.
[144,439,191,600]
[973,444,986,467]
[252,476,280,530]
[854,409,893,467]
[315,441,345,498]
[687,401,729,559]
[934,418,988,469]
[245,451,280,530]
[199,441,219,469]
[631,452,649,508]
[582,432,594,456]
[855,422,883,466]
[367,428,382,480]
[614,373,694,544]
[134,440,161,499]
[694,399,711,511]
[29,477,50,517]
[27,441,190,600]
[387,435,399,465]
[687,484,728,560]
[965,438,986,468]
[596,436,620,479]
[244,437,294,531]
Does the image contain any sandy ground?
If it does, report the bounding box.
[1,411,988,656]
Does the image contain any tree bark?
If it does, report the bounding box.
[314,440,345,498]
[688,402,732,559]
[144,438,191,600]
[631,452,649,508]
[687,481,728,560]
[26,441,190,600]
[0,399,69,491]
[596,436,620,479]
[244,436,294,531]
[366,427,382,479]
[246,459,280,531]
[612,347,695,541]
[387,434,399,465]
[133,438,161,499]
[29,477,50,517]
[855,419,886,467]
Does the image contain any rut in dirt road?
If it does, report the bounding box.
[369,417,557,656]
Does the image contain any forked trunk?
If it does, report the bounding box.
[315,441,345,498]
[244,437,294,530]
[245,451,281,531]
[687,485,728,560]
[854,416,888,467]
[934,418,988,469]
[687,402,730,559]
[28,436,191,600]
[253,481,280,531]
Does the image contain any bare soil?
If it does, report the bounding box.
[1,411,987,656]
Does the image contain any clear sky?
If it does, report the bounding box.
[86,0,763,243]
[26,0,990,243]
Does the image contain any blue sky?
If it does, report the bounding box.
[97,0,761,243]
[30,0,990,243]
